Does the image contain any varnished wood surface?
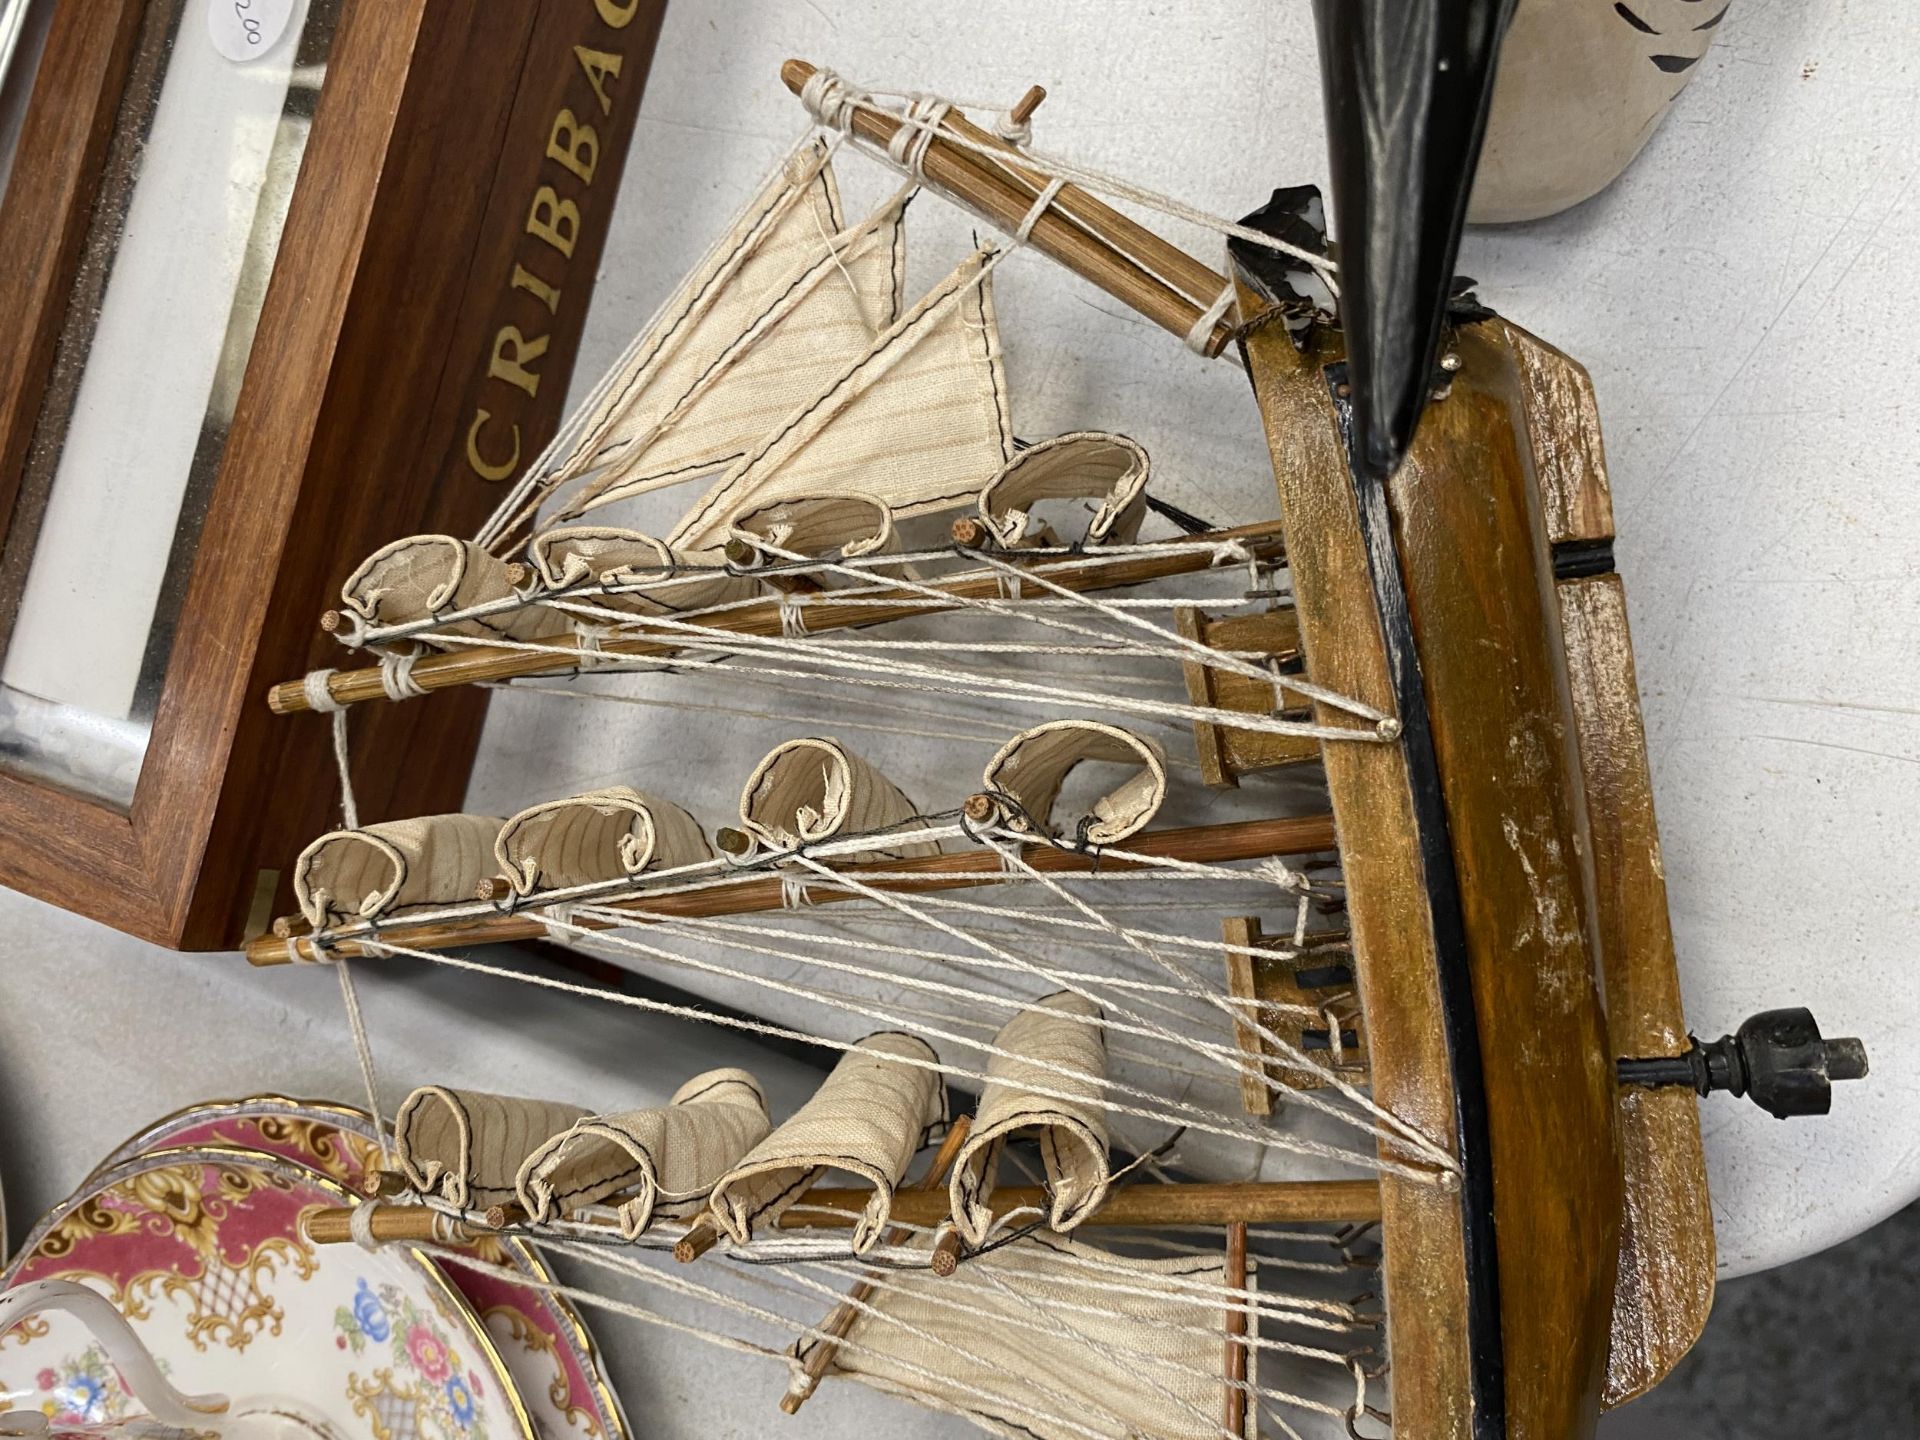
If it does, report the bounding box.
[1502,324,1615,547]
[1559,575,1714,1405]
[1177,607,1317,785]
[0,0,145,562]
[1508,317,1715,1404]
[1388,320,1621,1440]
[0,0,660,946]
[1239,300,1477,1440]
[250,810,1339,965]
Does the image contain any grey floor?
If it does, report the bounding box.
[1598,1201,1920,1438]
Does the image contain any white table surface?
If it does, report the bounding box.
[0,4,1913,1433]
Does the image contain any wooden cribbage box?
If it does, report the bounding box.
[0,0,662,947]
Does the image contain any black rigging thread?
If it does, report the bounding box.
[1143,493,1218,535]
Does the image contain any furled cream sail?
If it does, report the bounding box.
[708,1032,945,1253]
[976,431,1151,548]
[727,492,899,570]
[828,1231,1231,1440]
[494,787,712,897]
[293,813,503,927]
[338,535,567,645]
[516,1069,771,1239]
[950,991,1112,1246]
[524,526,757,617]
[981,720,1168,845]
[667,244,1012,553]
[738,737,938,859]
[393,1087,588,1211]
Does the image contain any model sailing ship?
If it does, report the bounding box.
[245,56,1868,1440]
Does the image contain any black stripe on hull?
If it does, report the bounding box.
[1326,361,1508,1440]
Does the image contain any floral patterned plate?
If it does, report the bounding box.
[0,1146,534,1440]
[85,1099,627,1440]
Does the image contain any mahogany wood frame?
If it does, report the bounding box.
[0,0,662,947]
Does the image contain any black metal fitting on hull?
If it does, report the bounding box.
[1618,1008,1869,1120]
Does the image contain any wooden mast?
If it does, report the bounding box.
[777,59,1235,357]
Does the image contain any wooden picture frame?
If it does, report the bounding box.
[0,0,661,947]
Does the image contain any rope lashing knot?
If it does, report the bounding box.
[574,625,621,672]
[542,902,579,945]
[1208,539,1253,568]
[330,610,371,648]
[1184,282,1238,355]
[349,1199,383,1252]
[302,669,344,714]
[288,928,341,965]
[993,106,1033,146]
[777,593,808,639]
[1257,857,1313,894]
[779,875,809,910]
[798,67,859,131]
[1014,177,1066,244]
[379,650,426,702]
[887,94,952,180]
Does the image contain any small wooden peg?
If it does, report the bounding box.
[481,1202,527,1230]
[473,875,513,902]
[1224,1221,1249,1437]
[950,516,988,548]
[962,793,998,824]
[929,1227,964,1277]
[1009,85,1047,128]
[714,826,755,857]
[361,1169,411,1200]
[675,1220,722,1264]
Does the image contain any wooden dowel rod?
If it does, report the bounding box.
[269,520,1283,715]
[781,1116,975,1414]
[928,1228,964,1277]
[1224,1220,1249,1437]
[673,1220,722,1263]
[935,105,1230,339]
[304,1205,473,1247]
[360,1169,410,1199]
[250,810,1337,965]
[780,59,1232,357]
[302,1177,1377,1252]
[777,1179,1380,1231]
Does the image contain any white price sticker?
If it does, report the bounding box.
[207,0,297,63]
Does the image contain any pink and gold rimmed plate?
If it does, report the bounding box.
[1,1145,534,1440]
[86,1099,628,1440]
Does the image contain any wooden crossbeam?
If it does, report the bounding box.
[248,811,1337,966]
[269,521,1284,715]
